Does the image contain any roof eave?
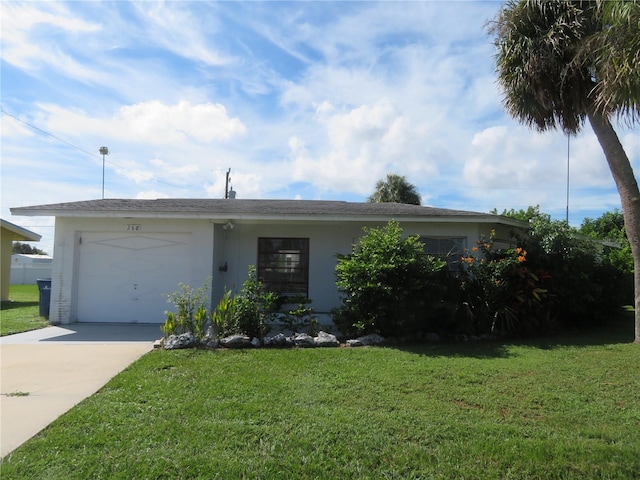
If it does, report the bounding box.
[1,219,42,241]
[9,207,528,228]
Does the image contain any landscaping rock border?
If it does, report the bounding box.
[159,330,496,350]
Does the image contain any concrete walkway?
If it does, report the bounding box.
[0,324,160,458]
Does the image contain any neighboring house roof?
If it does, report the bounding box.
[10,199,528,227]
[0,219,41,241]
[12,254,53,263]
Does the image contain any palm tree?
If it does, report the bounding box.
[589,1,640,118]
[368,173,422,205]
[488,0,640,343]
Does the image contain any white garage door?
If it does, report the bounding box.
[76,232,192,323]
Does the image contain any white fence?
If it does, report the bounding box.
[10,264,53,284]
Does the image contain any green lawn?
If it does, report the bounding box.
[2,322,638,479]
[0,284,48,336]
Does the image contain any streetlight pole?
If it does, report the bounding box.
[99,146,109,199]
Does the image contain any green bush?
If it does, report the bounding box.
[160,311,178,337]
[580,209,633,275]
[164,269,281,341]
[211,288,238,338]
[163,279,211,338]
[579,209,633,305]
[333,215,628,340]
[490,207,631,331]
[280,297,318,335]
[455,232,551,337]
[518,216,625,326]
[233,265,278,340]
[334,221,448,337]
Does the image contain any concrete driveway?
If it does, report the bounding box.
[0,324,160,458]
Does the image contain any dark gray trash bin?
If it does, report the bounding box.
[36,279,52,319]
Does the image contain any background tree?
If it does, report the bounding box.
[580,209,634,275]
[488,0,640,343]
[520,213,627,325]
[368,173,421,205]
[12,242,47,255]
[490,205,549,223]
[495,205,631,327]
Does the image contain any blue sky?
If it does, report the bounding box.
[2,0,638,254]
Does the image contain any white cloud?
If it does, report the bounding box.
[133,2,232,67]
[1,115,35,138]
[118,101,247,144]
[568,133,613,187]
[37,100,246,145]
[290,99,437,195]
[115,167,155,184]
[466,126,563,189]
[149,158,200,178]
[1,2,100,71]
[621,131,640,170]
[457,122,637,221]
[135,190,170,200]
[205,170,263,199]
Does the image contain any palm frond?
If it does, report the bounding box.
[488,0,603,134]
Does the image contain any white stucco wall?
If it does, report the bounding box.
[213,219,504,315]
[217,221,357,314]
[48,215,516,325]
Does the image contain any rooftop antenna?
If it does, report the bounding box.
[99,146,109,199]
[566,135,570,223]
[225,168,231,199]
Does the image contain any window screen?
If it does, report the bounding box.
[421,237,466,274]
[258,238,310,299]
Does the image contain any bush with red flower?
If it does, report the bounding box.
[456,231,552,336]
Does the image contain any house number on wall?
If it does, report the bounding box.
[127,224,142,231]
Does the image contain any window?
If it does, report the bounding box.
[258,238,309,299]
[420,237,466,274]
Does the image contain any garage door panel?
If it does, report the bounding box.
[93,235,188,251]
[77,233,192,323]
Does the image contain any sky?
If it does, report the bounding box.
[2,0,638,255]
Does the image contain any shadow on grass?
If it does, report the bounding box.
[394,314,635,359]
[0,300,39,311]
[394,341,515,359]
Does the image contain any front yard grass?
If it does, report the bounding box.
[0,284,48,336]
[2,322,638,479]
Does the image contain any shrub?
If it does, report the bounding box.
[580,209,633,275]
[233,265,278,340]
[194,305,208,340]
[160,311,178,337]
[579,209,633,305]
[456,232,551,337]
[163,279,211,338]
[211,288,238,338]
[334,221,448,337]
[518,216,625,326]
[494,206,631,329]
[280,297,318,335]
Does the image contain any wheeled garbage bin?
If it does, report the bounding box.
[36,279,52,319]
